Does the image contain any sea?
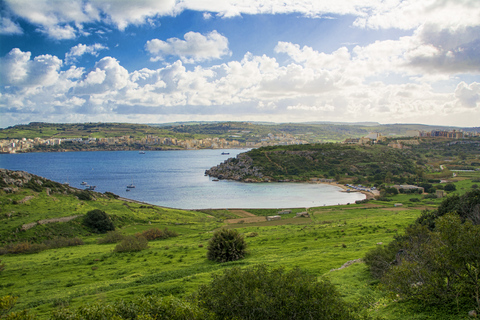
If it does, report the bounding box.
[0,149,365,209]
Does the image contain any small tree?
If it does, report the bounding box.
[83,209,115,234]
[207,228,247,262]
[444,183,456,192]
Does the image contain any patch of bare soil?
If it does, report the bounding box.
[224,216,267,224]
[228,209,256,217]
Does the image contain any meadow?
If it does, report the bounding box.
[1,170,479,319]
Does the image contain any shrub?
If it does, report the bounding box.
[51,295,210,320]
[43,237,83,249]
[207,228,247,263]
[97,230,126,244]
[0,260,4,273]
[2,242,47,255]
[409,198,420,202]
[136,228,178,241]
[195,264,356,320]
[76,190,93,201]
[83,209,115,234]
[114,236,148,253]
[472,184,478,189]
[444,183,457,192]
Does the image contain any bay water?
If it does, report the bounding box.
[0,149,365,209]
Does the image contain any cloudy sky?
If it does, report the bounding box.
[1,0,479,128]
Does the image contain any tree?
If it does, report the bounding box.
[444,183,456,192]
[195,264,357,320]
[206,228,247,262]
[82,209,115,234]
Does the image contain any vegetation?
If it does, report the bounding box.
[82,209,115,234]
[50,295,211,320]
[1,121,475,144]
[1,163,480,318]
[114,236,149,253]
[195,264,361,320]
[206,228,247,263]
[364,189,480,314]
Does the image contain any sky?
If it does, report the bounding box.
[0,0,479,128]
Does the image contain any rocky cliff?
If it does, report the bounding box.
[205,153,269,182]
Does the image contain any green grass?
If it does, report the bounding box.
[1,180,478,319]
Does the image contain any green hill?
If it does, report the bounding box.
[1,168,479,319]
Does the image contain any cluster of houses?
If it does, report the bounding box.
[343,129,479,149]
[0,131,310,154]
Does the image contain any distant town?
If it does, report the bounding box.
[0,132,309,154]
[343,129,479,149]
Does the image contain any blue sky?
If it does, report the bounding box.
[1,0,479,128]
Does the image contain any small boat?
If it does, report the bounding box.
[81,181,87,185]
[126,189,131,192]
[85,185,96,190]
[212,179,219,182]
[139,151,145,154]
[221,152,230,155]
[127,184,135,188]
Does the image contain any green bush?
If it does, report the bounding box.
[444,183,456,192]
[82,209,115,234]
[97,230,126,244]
[206,228,247,262]
[136,227,178,241]
[114,236,148,253]
[51,295,211,320]
[76,190,93,201]
[195,264,357,320]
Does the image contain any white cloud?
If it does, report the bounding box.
[0,17,23,35]
[1,45,479,127]
[145,31,231,63]
[65,43,108,64]
[454,82,480,109]
[0,48,62,87]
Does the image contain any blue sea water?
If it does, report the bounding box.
[0,149,365,209]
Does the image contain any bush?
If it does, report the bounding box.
[195,264,357,320]
[444,183,457,192]
[51,295,211,320]
[83,209,115,234]
[97,230,126,244]
[43,237,83,249]
[207,228,247,263]
[409,198,420,202]
[114,236,148,253]
[76,190,93,201]
[135,228,178,241]
[2,242,47,255]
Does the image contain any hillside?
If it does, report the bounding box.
[206,138,480,183]
[1,121,475,143]
[1,167,479,319]
[206,143,418,182]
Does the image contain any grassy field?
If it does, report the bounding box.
[0,171,478,319]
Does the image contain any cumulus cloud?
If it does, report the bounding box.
[145,31,230,63]
[454,82,480,109]
[65,43,108,64]
[0,48,62,87]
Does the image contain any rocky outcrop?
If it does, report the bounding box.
[205,153,268,182]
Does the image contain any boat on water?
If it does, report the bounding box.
[139,151,145,154]
[127,184,135,188]
[221,152,230,155]
[81,181,87,185]
[85,185,96,190]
